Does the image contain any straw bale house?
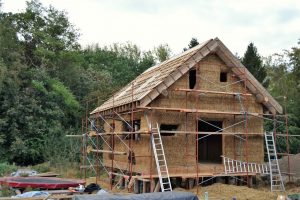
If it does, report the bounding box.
[90,38,282,181]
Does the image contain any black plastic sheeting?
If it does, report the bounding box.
[73,191,198,200]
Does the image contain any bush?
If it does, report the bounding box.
[32,162,51,173]
[0,163,17,176]
[0,184,15,197]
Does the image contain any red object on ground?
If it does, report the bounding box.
[0,177,85,189]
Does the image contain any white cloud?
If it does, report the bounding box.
[2,0,300,56]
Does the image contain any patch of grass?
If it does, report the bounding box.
[32,162,51,173]
[0,163,17,177]
[50,162,81,178]
[0,184,15,197]
[0,161,83,181]
[19,173,29,177]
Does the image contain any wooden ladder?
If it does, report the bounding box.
[151,123,172,192]
[265,132,285,192]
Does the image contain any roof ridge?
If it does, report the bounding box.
[142,39,212,75]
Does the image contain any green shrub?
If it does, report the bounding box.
[32,162,50,173]
[0,163,17,176]
[19,173,29,177]
[0,184,14,197]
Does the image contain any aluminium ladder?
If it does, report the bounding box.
[151,123,172,192]
[264,132,285,192]
[222,156,269,174]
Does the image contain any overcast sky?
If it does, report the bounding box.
[2,0,300,57]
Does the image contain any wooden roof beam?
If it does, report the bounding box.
[160,130,262,135]
[137,106,260,116]
[174,88,252,96]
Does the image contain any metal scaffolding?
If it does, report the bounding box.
[75,63,294,194]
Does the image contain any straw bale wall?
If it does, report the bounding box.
[101,53,264,175]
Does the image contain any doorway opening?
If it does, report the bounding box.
[198,120,223,163]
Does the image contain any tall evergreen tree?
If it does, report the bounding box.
[242,42,269,87]
[183,37,199,51]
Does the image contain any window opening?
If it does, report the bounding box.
[160,124,178,136]
[189,69,196,89]
[220,72,227,82]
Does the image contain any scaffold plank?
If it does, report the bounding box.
[91,149,127,155]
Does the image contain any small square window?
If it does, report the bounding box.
[220,72,227,82]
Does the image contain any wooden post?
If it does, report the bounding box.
[134,179,139,194]
[125,178,128,189]
[142,181,147,193]
[120,177,125,189]
[181,178,186,188]
[187,178,195,189]
[150,179,155,192]
[248,176,253,188]
[154,180,161,192]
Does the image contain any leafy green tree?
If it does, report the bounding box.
[0,0,82,165]
[0,0,157,165]
[82,43,155,89]
[265,40,300,154]
[1,0,79,69]
[154,44,172,62]
[242,42,269,87]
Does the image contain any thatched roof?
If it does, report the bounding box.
[91,38,282,115]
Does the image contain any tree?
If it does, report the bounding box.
[264,40,300,154]
[183,37,199,51]
[241,42,269,87]
[154,44,172,62]
[82,43,155,89]
[0,0,82,165]
[0,0,159,165]
[10,0,80,69]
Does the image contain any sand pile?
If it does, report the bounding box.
[175,183,277,200]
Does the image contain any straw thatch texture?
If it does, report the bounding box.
[91,38,282,116]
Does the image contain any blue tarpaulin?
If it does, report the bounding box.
[73,191,198,200]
